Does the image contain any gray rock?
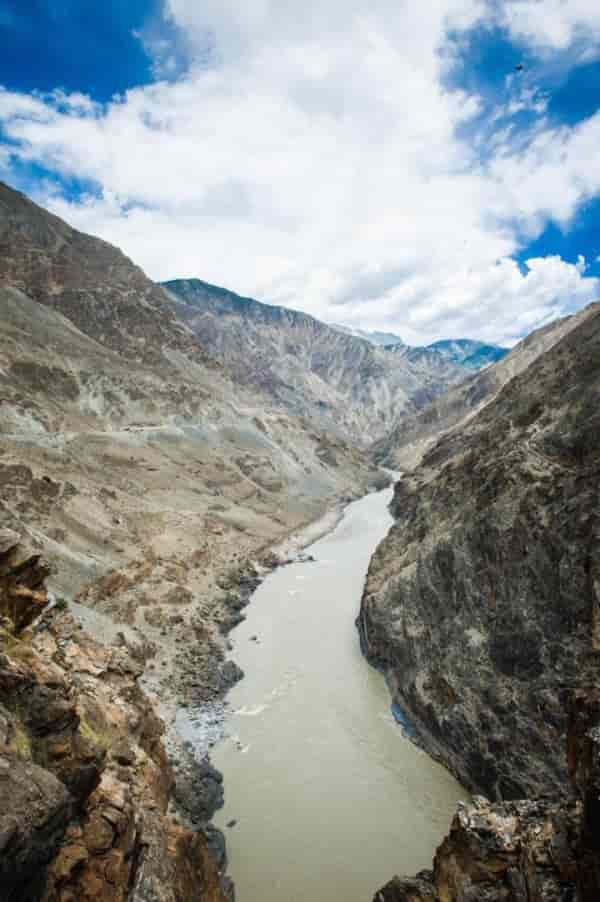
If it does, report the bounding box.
[0,529,20,554]
[174,755,225,824]
[360,301,600,801]
[0,752,71,899]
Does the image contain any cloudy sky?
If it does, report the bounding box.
[1,1,600,346]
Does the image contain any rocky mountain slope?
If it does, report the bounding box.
[359,300,600,804]
[330,327,507,372]
[0,181,390,896]
[382,338,507,372]
[0,178,382,659]
[0,183,213,370]
[417,339,507,370]
[376,304,598,469]
[163,278,474,444]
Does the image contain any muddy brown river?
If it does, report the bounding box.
[211,486,465,901]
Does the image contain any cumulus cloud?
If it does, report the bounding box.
[0,0,598,344]
[498,0,600,53]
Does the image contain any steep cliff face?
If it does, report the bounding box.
[163,278,470,444]
[360,302,600,801]
[0,530,228,901]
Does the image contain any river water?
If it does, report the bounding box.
[211,486,465,901]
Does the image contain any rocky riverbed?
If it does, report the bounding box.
[162,495,363,826]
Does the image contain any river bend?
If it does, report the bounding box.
[211,486,465,901]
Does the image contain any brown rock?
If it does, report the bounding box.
[0,533,50,633]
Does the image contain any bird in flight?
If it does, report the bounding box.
[515,63,524,72]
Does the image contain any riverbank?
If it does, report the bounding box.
[64,473,390,892]
[162,490,373,827]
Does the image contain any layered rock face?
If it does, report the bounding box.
[0,530,228,901]
[360,303,600,801]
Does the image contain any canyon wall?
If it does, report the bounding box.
[360,303,600,801]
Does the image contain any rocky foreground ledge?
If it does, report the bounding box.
[0,529,230,901]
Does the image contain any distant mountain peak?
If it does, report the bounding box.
[425,338,508,370]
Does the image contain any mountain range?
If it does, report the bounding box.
[163,278,505,444]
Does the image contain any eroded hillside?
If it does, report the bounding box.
[0,182,385,755]
[163,278,473,444]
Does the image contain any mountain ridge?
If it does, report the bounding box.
[375,302,599,470]
[163,277,496,445]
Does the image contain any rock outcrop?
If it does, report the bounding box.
[360,302,600,801]
[375,797,581,902]
[0,531,228,901]
[0,752,72,900]
[0,528,50,632]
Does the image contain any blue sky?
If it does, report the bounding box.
[0,1,157,100]
[446,20,600,279]
[1,1,599,345]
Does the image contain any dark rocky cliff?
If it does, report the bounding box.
[360,302,600,801]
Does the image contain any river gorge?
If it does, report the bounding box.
[209,486,466,901]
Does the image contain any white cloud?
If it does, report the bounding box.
[488,112,600,229]
[319,255,598,347]
[499,0,600,53]
[0,0,598,345]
